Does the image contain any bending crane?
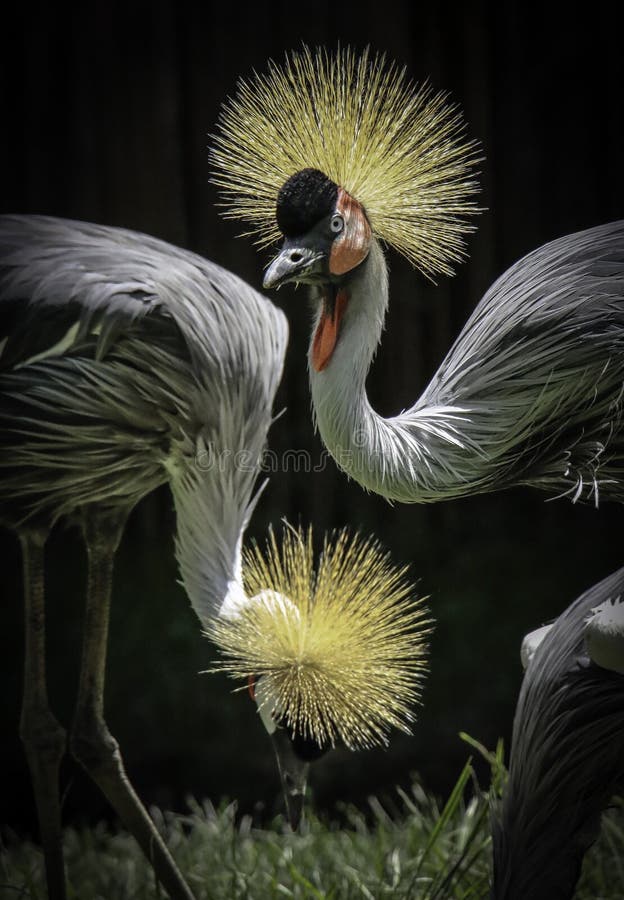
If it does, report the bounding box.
[0,215,429,900]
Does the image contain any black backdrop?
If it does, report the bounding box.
[1,2,623,832]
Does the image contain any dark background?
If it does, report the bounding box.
[1,3,623,834]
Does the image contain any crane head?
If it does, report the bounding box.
[211,46,481,279]
[208,525,432,828]
[262,169,372,290]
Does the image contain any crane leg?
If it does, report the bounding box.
[18,528,68,900]
[69,509,196,900]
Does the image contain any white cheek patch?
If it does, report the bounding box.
[254,677,279,735]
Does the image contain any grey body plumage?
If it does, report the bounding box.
[420,221,624,502]
[492,568,624,899]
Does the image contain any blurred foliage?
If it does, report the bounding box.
[2,753,622,899]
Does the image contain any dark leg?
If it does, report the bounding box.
[69,510,195,900]
[18,528,67,900]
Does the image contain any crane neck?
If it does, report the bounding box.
[165,287,287,628]
[308,236,387,451]
[166,397,267,627]
[308,239,470,503]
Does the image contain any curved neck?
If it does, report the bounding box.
[308,239,387,460]
[167,403,267,626]
[308,240,474,503]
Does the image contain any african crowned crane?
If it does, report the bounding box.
[211,47,624,506]
[0,214,430,900]
[493,568,624,899]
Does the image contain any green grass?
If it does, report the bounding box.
[1,748,623,900]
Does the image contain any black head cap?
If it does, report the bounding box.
[276,168,339,237]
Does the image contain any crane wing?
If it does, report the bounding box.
[421,221,624,409]
[411,221,624,498]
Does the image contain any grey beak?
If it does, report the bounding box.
[263,242,326,290]
[270,728,309,830]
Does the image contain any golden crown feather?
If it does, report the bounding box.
[210,45,481,277]
[209,526,432,750]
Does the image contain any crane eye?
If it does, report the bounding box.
[330,214,344,234]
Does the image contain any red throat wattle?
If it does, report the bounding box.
[312,289,348,372]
